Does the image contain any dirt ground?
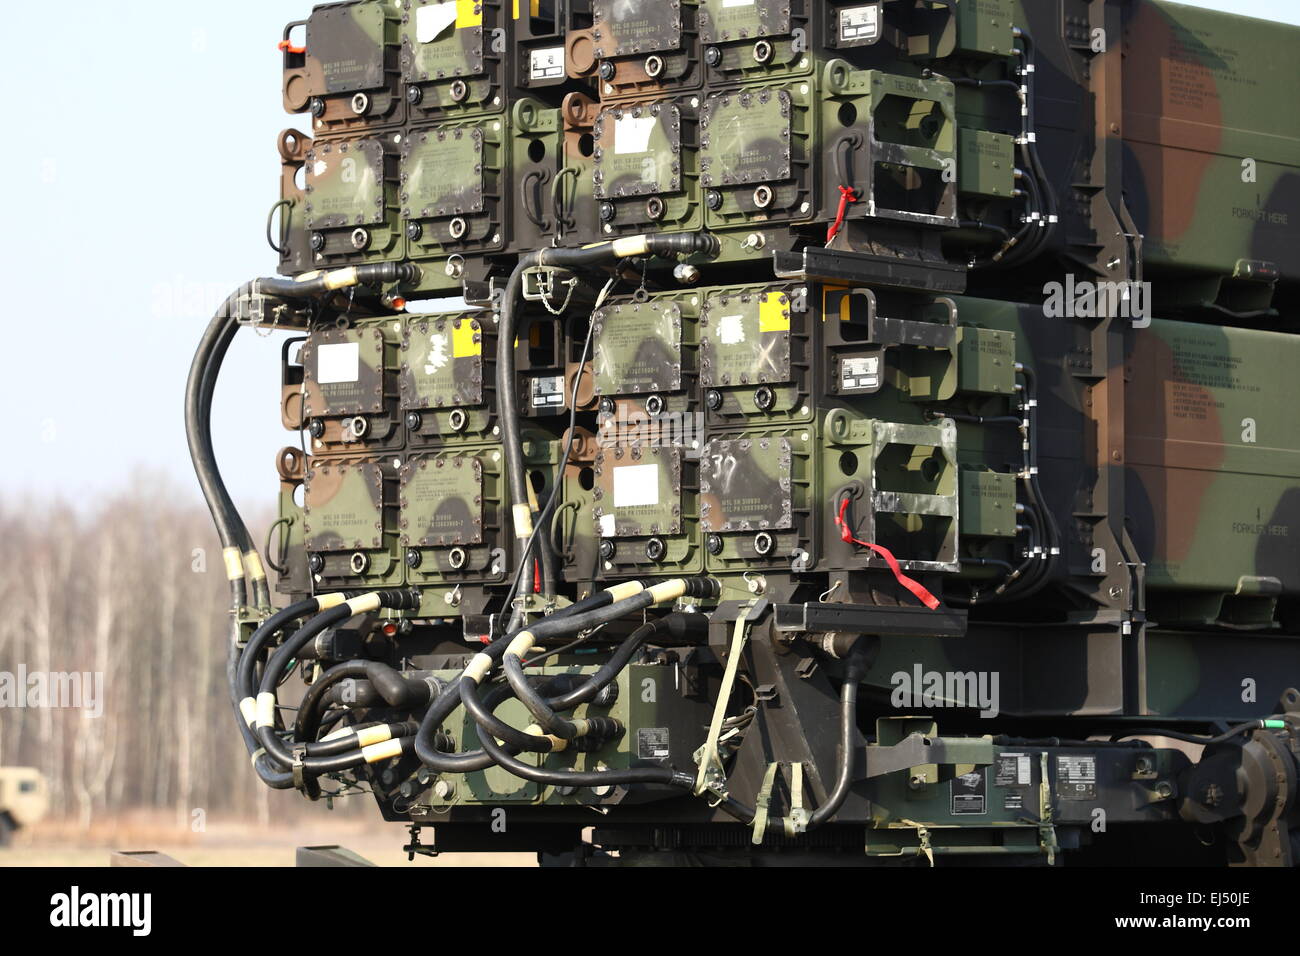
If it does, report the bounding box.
[0,815,535,867]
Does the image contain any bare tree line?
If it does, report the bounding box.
[0,475,366,828]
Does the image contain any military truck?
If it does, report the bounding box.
[0,768,49,846]
[188,0,1300,866]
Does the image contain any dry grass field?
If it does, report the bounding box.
[0,814,535,867]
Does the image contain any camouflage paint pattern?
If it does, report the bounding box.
[400,0,496,117]
[305,459,388,552]
[591,299,684,395]
[306,139,392,229]
[590,98,702,233]
[403,125,488,218]
[400,453,485,546]
[700,434,793,533]
[400,314,497,442]
[303,325,389,418]
[699,284,811,422]
[302,136,404,265]
[698,0,789,41]
[697,0,812,84]
[593,445,683,538]
[582,0,701,100]
[284,0,404,134]
[699,289,792,387]
[261,1,1300,796]
[700,84,815,226]
[301,457,402,588]
[299,322,404,455]
[1124,318,1300,601]
[593,101,683,199]
[1120,1,1300,285]
[592,0,683,57]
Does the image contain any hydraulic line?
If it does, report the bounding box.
[477,728,696,790]
[502,599,714,739]
[307,721,420,758]
[417,579,717,773]
[498,275,616,631]
[185,286,259,612]
[294,660,435,743]
[413,580,657,772]
[253,590,421,773]
[193,266,421,788]
[1111,719,1288,746]
[469,580,716,748]
[237,595,347,704]
[188,265,418,610]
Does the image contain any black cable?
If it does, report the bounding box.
[478,729,694,790]
[504,612,708,738]
[294,661,433,743]
[496,286,605,629]
[496,236,719,602]
[413,585,648,773]
[1110,721,1269,746]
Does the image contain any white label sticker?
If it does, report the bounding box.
[841,355,880,390]
[317,342,360,385]
[416,3,459,43]
[722,0,755,6]
[718,314,747,345]
[613,464,661,509]
[599,513,617,537]
[531,376,564,407]
[615,114,658,154]
[530,46,566,81]
[840,4,881,42]
[424,332,449,374]
[1016,755,1032,786]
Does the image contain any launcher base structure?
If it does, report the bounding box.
[188,0,1300,866]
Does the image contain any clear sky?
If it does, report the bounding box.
[1,0,1296,514]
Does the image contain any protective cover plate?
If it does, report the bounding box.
[698,0,790,42]
[700,88,791,186]
[308,1,388,94]
[699,290,792,386]
[304,461,386,551]
[400,455,484,546]
[593,447,682,537]
[305,139,389,228]
[402,0,486,81]
[593,103,682,199]
[303,326,387,417]
[700,436,793,532]
[401,126,486,218]
[592,0,682,57]
[592,301,684,395]
[401,315,485,409]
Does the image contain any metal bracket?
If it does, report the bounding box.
[694,602,761,798]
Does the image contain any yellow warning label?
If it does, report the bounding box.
[458,0,483,29]
[759,293,791,333]
[453,320,482,359]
